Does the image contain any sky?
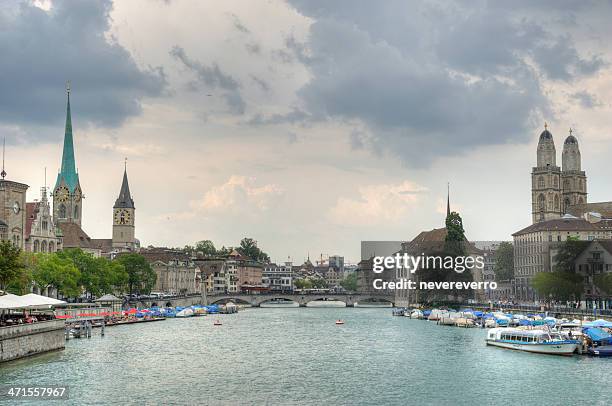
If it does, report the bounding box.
[2,0,612,264]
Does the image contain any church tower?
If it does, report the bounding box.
[112,161,136,250]
[532,124,562,223]
[53,84,83,226]
[561,129,587,213]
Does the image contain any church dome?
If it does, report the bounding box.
[564,135,578,145]
[539,129,553,142]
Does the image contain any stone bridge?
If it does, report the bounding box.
[207,293,394,307]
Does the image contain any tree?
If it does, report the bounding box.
[594,274,612,295]
[493,242,514,281]
[116,253,156,294]
[312,278,328,289]
[294,278,312,290]
[96,257,128,295]
[532,271,583,301]
[32,254,81,298]
[0,240,25,291]
[340,273,358,291]
[58,249,100,297]
[238,238,270,263]
[195,240,217,257]
[553,237,587,273]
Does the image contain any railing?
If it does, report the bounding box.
[451,302,612,317]
[55,307,112,319]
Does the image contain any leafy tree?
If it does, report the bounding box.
[195,240,217,257]
[594,274,612,295]
[96,258,128,295]
[32,254,81,298]
[493,242,514,281]
[58,249,100,297]
[532,271,583,301]
[216,246,231,257]
[116,253,156,294]
[553,237,587,273]
[312,278,328,289]
[340,273,358,291]
[238,238,270,262]
[294,278,313,290]
[0,240,25,291]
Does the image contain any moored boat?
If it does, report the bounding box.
[486,328,578,355]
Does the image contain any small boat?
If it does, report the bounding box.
[486,328,578,355]
[335,320,345,325]
[588,345,612,357]
[176,308,194,318]
[213,320,222,326]
[410,309,423,319]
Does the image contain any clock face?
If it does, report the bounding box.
[12,201,20,214]
[114,209,131,225]
[55,186,70,202]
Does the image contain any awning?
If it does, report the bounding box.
[0,293,67,310]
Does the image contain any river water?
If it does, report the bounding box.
[1,308,611,405]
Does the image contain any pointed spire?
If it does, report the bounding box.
[446,182,451,217]
[55,82,79,191]
[114,160,135,209]
[1,137,6,179]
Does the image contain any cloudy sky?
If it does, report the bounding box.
[2,0,612,263]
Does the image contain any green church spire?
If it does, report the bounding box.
[55,82,80,191]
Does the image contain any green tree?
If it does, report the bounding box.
[553,237,587,273]
[594,274,612,295]
[340,273,358,291]
[0,240,25,291]
[195,240,217,257]
[312,278,328,289]
[532,271,583,301]
[294,278,313,290]
[238,238,270,262]
[96,258,128,295]
[493,242,514,281]
[58,249,100,297]
[116,253,156,294]
[32,254,81,298]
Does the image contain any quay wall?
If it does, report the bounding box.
[0,320,65,363]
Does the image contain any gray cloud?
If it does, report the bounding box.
[0,0,166,134]
[229,13,250,34]
[250,75,270,93]
[280,0,608,165]
[570,91,602,108]
[169,46,246,114]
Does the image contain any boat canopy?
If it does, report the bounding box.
[583,319,612,328]
[582,327,612,344]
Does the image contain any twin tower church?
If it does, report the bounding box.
[531,124,611,224]
[52,87,138,256]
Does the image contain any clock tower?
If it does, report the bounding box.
[53,84,83,226]
[112,162,136,251]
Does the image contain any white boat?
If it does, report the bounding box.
[428,309,447,321]
[486,328,578,355]
[410,309,423,319]
[175,308,194,318]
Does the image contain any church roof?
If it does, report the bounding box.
[512,217,612,236]
[567,202,612,219]
[539,129,553,142]
[564,135,578,145]
[114,168,135,209]
[58,222,93,249]
[55,90,80,192]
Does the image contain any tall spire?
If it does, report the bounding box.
[1,137,6,179]
[114,160,135,209]
[55,82,79,191]
[446,182,451,217]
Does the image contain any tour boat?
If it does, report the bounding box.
[213,320,222,326]
[335,320,345,325]
[486,328,578,355]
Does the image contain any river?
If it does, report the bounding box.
[1,308,611,405]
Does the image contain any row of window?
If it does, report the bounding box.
[32,239,56,253]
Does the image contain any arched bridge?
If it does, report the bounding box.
[207,293,394,307]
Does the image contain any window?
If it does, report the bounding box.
[74,205,79,219]
[59,204,66,218]
[33,240,40,252]
[538,176,545,188]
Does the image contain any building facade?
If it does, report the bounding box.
[0,177,28,249]
[24,187,62,253]
[262,262,294,293]
[512,216,612,301]
[141,248,200,295]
